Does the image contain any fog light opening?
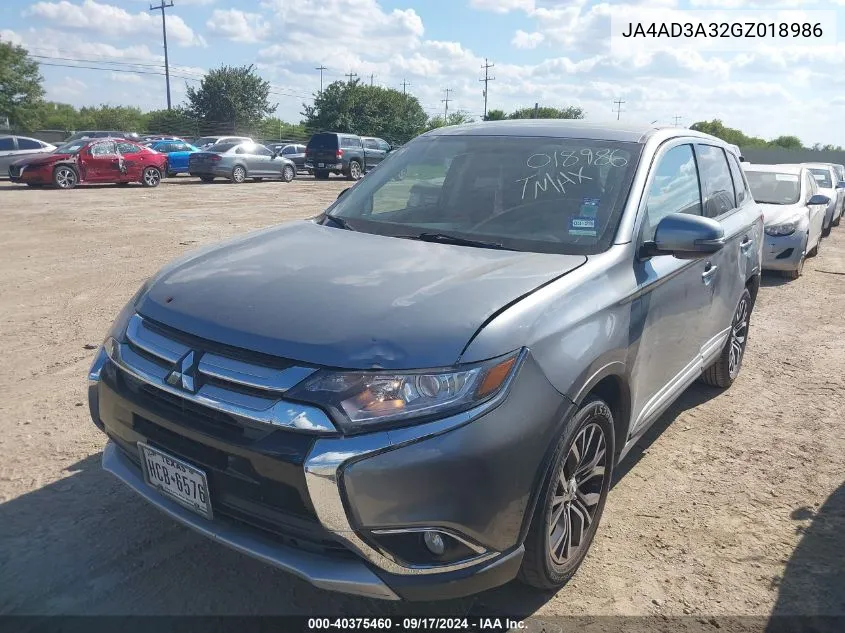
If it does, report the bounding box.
[423,530,446,555]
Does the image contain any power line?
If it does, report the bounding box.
[345,71,358,83]
[479,58,495,120]
[613,98,625,120]
[315,64,327,93]
[149,0,175,109]
[369,73,376,86]
[442,88,453,123]
[401,79,411,95]
[672,115,683,126]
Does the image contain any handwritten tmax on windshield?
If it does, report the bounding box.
[516,148,628,200]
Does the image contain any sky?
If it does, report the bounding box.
[2,0,845,145]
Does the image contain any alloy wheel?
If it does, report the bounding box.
[233,166,246,183]
[55,167,77,188]
[350,161,361,180]
[728,295,749,379]
[283,165,294,182]
[143,168,161,187]
[548,422,608,566]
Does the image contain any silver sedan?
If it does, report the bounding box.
[188,141,297,183]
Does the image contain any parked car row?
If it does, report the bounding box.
[741,160,845,278]
[88,120,782,602]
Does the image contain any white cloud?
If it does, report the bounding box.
[207,9,270,43]
[469,0,535,12]
[0,29,25,45]
[512,30,544,49]
[110,72,142,83]
[26,0,206,47]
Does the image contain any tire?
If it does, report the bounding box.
[807,235,820,258]
[833,214,841,227]
[253,177,263,182]
[314,169,330,180]
[347,160,362,181]
[822,218,832,237]
[141,167,162,188]
[52,165,78,189]
[199,175,215,183]
[231,165,247,183]
[700,288,751,388]
[282,164,295,183]
[518,396,615,591]
[26,183,45,188]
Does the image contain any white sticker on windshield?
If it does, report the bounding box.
[775,174,799,182]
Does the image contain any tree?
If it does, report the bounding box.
[770,135,802,150]
[509,105,584,119]
[144,107,197,136]
[425,111,475,130]
[77,105,146,131]
[255,117,308,142]
[301,80,428,144]
[0,39,45,130]
[484,109,507,121]
[30,101,79,130]
[690,119,768,148]
[186,64,276,134]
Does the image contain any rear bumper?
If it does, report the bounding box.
[305,162,343,172]
[762,231,806,271]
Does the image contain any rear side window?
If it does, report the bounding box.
[726,153,749,205]
[307,134,338,150]
[804,172,817,201]
[363,138,379,150]
[117,142,141,154]
[809,168,833,188]
[18,138,42,150]
[0,138,15,151]
[695,144,736,218]
[281,145,294,155]
[91,141,117,156]
[341,136,361,149]
[641,144,702,241]
[212,143,237,153]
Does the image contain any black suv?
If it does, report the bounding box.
[305,132,371,180]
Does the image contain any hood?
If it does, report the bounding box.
[11,153,65,168]
[136,221,586,369]
[757,202,808,226]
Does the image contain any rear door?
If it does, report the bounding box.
[362,138,384,170]
[0,137,17,172]
[116,141,145,180]
[251,144,275,176]
[803,170,825,247]
[84,141,122,181]
[694,143,752,366]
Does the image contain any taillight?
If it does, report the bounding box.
[210,155,221,162]
[336,149,343,159]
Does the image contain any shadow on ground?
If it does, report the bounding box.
[0,383,775,618]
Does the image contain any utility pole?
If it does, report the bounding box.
[401,79,411,95]
[345,71,358,84]
[369,73,375,86]
[315,65,327,93]
[613,98,625,120]
[533,102,539,118]
[672,115,683,126]
[442,88,453,123]
[479,58,495,120]
[149,1,174,110]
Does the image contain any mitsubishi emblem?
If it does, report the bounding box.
[166,350,197,392]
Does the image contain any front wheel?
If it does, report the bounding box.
[231,165,247,183]
[282,164,295,183]
[142,167,162,187]
[519,397,614,590]
[807,234,820,258]
[52,165,78,189]
[700,288,751,388]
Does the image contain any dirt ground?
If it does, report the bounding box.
[0,176,843,623]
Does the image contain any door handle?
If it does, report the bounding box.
[702,262,718,284]
[740,237,753,251]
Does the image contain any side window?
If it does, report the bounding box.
[297,145,306,153]
[0,138,16,151]
[91,142,116,156]
[117,142,141,154]
[641,144,702,242]
[726,153,748,205]
[378,140,391,152]
[235,146,246,154]
[363,139,379,150]
[18,138,42,150]
[696,144,736,218]
[281,145,294,155]
[254,145,273,156]
[804,172,817,200]
[341,136,362,149]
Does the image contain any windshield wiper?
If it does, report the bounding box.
[404,232,511,250]
[322,214,355,231]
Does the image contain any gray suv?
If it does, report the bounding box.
[88,120,762,601]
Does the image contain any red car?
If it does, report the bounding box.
[8,138,167,189]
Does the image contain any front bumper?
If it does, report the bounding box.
[88,341,569,600]
[762,231,807,271]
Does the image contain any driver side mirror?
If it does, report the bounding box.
[641,213,726,260]
[337,187,350,199]
[837,181,845,189]
[808,194,830,206]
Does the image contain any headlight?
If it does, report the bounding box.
[286,350,525,432]
[765,218,800,236]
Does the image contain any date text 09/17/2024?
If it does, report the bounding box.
[307,618,528,630]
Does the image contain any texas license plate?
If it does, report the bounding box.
[138,443,212,519]
[317,162,324,167]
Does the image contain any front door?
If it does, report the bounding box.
[249,144,274,176]
[627,142,713,436]
[84,141,122,181]
[115,141,145,180]
[363,138,384,170]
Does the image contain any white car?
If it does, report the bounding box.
[802,162,842,235]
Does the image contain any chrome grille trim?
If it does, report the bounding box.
[109,315,336,434]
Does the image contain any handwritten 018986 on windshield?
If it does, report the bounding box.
[516,148,629,201]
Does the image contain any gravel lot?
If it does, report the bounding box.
[0,176,843,622]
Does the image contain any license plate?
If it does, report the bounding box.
[138,443,212,519]
[318,162,324,167]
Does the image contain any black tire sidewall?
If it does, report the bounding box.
[142,167,161,187]
[525,397,615,586]
[53,165,77,188]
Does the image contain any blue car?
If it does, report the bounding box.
[148,139,200,176]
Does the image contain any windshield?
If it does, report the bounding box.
[327,135,642,255]
[208,142,237,153]
[53,141,87,155]
[194,137,219,146]
[307,134,338,150]
[744,171,800,205]
[809,168,832,188]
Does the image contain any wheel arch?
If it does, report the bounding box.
[571,365,631,464]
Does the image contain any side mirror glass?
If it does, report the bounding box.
[642,213,726,260]
[337,187,350,200]
[808,194,830,206]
